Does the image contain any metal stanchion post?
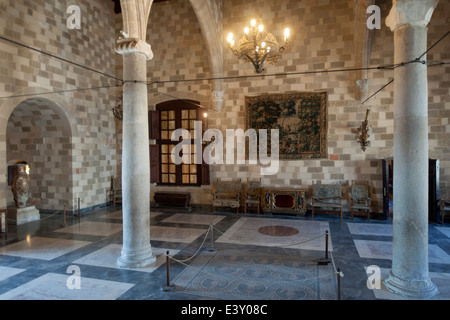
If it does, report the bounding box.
[166,251,170,287]
[77,198,81,219]
[207,222,215,252]
[337,267,342,300]
[318,230,331,265]
[60,205,67,227]
[161,250,174,292]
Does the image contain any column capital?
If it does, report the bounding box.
[115,38,154,60]
[386,0,439,31]
[116,0,153,60]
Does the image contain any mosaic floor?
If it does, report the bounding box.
[172,249,337,300]
[0,206,449,302]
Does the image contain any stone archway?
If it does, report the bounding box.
[189,0,224,111]
[2,95,77,213]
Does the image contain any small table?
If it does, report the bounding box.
[261,188,307,216]
[154,192,192,211]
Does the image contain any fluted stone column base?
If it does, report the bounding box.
[384,270,438,298]
[117,245,156,269]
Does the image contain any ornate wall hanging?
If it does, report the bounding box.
[245,91,328,160]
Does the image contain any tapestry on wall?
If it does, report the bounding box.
[245,91,328,160]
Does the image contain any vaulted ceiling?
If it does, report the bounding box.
[111,0,169,14]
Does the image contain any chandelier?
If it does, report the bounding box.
[227,19,290,73]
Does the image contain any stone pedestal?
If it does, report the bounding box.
[7,206,40,225]
[384,0,439,298]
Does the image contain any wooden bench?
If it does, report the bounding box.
[311,183,343,219]
[154,191,191,211]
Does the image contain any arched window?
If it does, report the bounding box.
[149,100,210,186]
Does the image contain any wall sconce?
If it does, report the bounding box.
[112,93,123,120]
[203,112,208,130]
[356,108,371,152]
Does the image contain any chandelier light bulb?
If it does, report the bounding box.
[227,32,234,43]
[258,25,264,32]
[250,19,256,27]
[261,42,266,48]
[244,27,250,35]
[284,28,290,39]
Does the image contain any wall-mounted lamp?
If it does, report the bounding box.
[112,94,123,120]
[356,108,371,152]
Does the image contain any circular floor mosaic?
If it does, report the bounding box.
[258,226,299,237]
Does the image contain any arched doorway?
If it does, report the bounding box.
[5,97,74,212]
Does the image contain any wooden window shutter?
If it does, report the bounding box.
[150,144,161,184]
[148,110,160,140]
[201,144,210,185]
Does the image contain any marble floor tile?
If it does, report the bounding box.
[353,240,392,260]
[0,266,26,281]
[100,210,162,220]
[369,267,450,300]
[0,236,91,261]
[347,223,393,237]
[161,213,225,226]
[216,217,332,251]
[1,204,449,301]
[73,245,179,273]
[354,240,450,264]
[0,273,134,300]
[150,226,207,243]
[100,210,123,220]
[436,227,450,239]
[54,221,122,236]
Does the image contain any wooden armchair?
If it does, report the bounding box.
[350,181,371,221]
[0,209,7,240]
[440,188,450,224]
[311,182,343,219]
[212,179,241,214]
[112,177,122,207]
[243,179,261,214]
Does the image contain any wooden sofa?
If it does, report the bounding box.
[311,183,343,219]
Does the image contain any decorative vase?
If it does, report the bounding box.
[11,164,30,208]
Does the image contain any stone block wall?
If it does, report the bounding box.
[128,0,450,214]
[0,0,119,214]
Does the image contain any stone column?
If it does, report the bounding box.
[115,0,155,268]
[384,0,439,298]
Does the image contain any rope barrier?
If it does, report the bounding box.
[3,201,83,239]
[213,224,326,249]
[6,208,63,223]
[172,226,211,264]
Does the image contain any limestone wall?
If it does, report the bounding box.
[138,0,450,214]
[0,0,119,212]
[2,0,447,218]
